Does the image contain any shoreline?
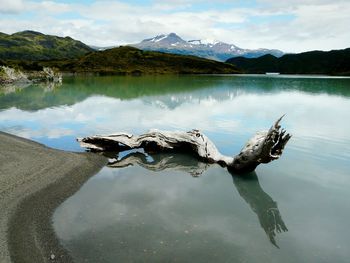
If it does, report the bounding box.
[0,132,107,263]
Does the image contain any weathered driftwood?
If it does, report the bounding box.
[78,116,291,173]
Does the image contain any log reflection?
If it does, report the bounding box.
[230,171,288,247]
[106,151,287,247]
[106,151,210,177]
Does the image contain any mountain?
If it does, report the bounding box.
[41,46,239,74]
[0,30,93,61]
[131,33,283,61]
[226,48,350,75]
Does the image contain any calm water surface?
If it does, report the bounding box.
[1,75,350,262]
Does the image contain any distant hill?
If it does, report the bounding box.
[41,46,240,74]
[0,30,93,61]
[131,33,284,61]
[226,48,350,75]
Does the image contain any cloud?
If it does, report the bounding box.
[0,0,71,14]
[0,0,26,14]
[0,0,349,51]
[244,1,350,51]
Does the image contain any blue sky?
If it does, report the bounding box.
[0,0,349,52]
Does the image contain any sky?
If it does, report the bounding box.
[0,0,349,52]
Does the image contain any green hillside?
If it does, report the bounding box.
[42,46,240,74]
[226,48,350,75]
[0,31,239,75]
[0,30,93,61]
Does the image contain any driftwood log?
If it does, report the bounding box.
[78,116,291,173]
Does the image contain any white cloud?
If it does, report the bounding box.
[0,0,26,14]
[0,0,71,14]
[0,0,349,52]
[35,1,72,14]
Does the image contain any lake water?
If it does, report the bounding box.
[1,75,350,262]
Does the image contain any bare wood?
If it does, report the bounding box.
[229,115,291,173]
[78,116,291,173]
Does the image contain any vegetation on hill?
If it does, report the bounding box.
[226,48,350,75]
[0,30,239,75]
[33,46,240,75]
[0,30,93,61]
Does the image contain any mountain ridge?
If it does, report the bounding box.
[226,48,350,75]
[0,30,93,61]
[0,31,239,75]
[131,33,284,61]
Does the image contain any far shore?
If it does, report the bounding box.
[0,132,107,263]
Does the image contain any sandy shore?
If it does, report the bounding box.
[0,132,107,263]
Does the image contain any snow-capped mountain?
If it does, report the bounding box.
[131,33,284,61]
[142,33,189,47]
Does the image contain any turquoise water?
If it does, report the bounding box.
[1,75,350,262]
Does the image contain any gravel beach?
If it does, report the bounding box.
[0,132,107,263]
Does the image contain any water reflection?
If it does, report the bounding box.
[106,151,211,177]
[0,81,62,95]
[1,75,350,158]
[0,82,31,95]
[2,75,348,262]
[232,172,288,247]
[105,151,287,247]
[1,75,350,111]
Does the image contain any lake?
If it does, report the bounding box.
[1,75,350,262]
